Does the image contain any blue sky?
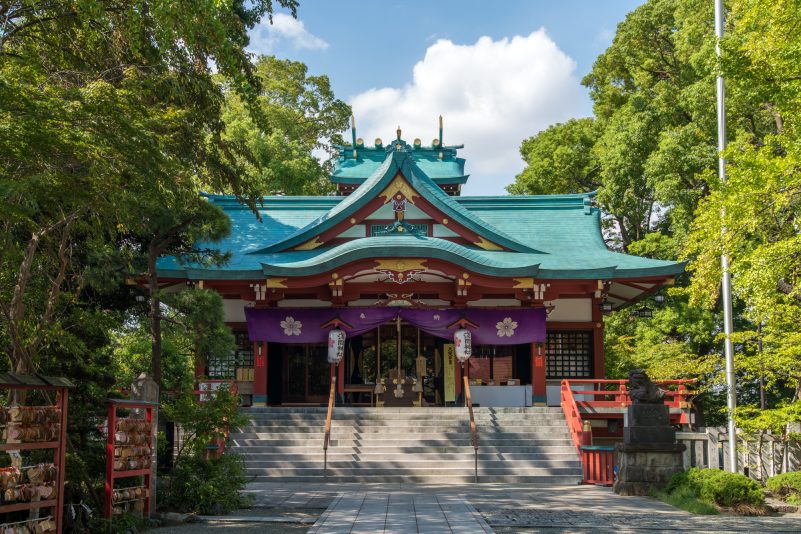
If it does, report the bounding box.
[248,0,644,195]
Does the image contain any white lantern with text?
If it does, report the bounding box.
[453,328,472,364]
[327,328,346,365]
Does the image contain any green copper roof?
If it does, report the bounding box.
[157,147,684,283]
[332,139,468,185]
[251,148,538,254]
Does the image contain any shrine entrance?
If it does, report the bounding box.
[345,318,442,406]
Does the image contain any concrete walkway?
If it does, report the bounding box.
[236,482,801,534]
[307,491,491,534]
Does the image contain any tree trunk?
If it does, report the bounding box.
[616,216,630,252]
[148,245,163,388]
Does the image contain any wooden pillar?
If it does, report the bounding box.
[532,342,547,405]
[337,359,345,396]
[591,298,605,378]
[195,354,206,379]
[253,341,268,406]
[455,360,462,397]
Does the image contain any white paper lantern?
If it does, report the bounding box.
[453,328,472,363]
[327,328,346,364]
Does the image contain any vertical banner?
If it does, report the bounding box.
[444,343,456,403]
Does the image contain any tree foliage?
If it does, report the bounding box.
[221,56,351,195]
[511,0,801,427]
[0,0,353,524]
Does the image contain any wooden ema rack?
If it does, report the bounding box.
[104,400,157,520]
[0,373,74,534]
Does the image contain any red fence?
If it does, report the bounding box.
[580,445,615,486]
[561,378,695,485]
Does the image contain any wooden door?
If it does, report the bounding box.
[282,344,329,404]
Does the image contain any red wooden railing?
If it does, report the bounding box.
[561,378,695,485]
[580,445,615,485]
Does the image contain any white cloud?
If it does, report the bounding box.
[349,29,586,195]
[248,13,328,53]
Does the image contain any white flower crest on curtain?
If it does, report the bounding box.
[496,317,518,337]
[280,316,303,336]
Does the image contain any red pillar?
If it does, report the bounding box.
[591,298,605,378]
[253,341,268,406]
[531,342,547,405]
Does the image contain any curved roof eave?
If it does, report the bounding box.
[259,237,543,278]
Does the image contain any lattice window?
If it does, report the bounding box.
[546,330,593,379]
[207,331,253,379]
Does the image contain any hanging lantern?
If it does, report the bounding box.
[327,328,346,364]
[453,328,472,363]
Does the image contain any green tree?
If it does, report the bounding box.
[508,118,601,196]
[0,0,298,375]
[680,0,801,419]
[510,0,776,252]
[220,56,351,195]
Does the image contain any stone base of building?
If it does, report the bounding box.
[613,442,685,496]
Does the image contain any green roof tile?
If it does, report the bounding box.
[157,158,684,282]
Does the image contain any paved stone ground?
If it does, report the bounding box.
[307,491,491,534]
[155,482,801,534]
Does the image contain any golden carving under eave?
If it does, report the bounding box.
[513,277,536,289]
[294,236,323,250]
[379,173,418,205]
[374,258,427,273]
[473,236,503,251]
[265,277,288,288]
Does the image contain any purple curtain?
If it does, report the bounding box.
[245,307,545,345]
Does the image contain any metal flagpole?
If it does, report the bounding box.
[714,0,738,473]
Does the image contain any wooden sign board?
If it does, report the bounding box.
[443,343,456,403]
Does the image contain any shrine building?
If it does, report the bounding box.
[156,125,684,408]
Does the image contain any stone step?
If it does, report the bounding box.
[245,474,582,484]
[241,459,581,469]
[236,423,567,431]
[240,412,565,419]
[231,430,572,440]
[244,466,582,476]
[231,406,580,484]
[240,408,563,419]
[240,407,563,413]
[232,440,570,448]
[238,451,580,460]
[232,445,576,454]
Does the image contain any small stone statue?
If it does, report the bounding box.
[628,369,665,404]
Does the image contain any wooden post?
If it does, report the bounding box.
[531,342,546,405]
[591,297,605,377]
[253,341,268,406]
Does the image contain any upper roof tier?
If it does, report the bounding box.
[332,133,467,195]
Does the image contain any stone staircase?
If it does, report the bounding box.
[230,406,583,484]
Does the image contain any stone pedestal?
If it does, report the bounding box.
[614,404,685,496]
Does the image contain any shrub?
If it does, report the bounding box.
[159,386,249,515]
[160,453,251,515]
[766,472,801,504]
[659,468,766,514]
[686,468,765,507]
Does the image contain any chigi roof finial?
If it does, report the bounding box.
[351,114,357,158]
[438,115,444,159]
